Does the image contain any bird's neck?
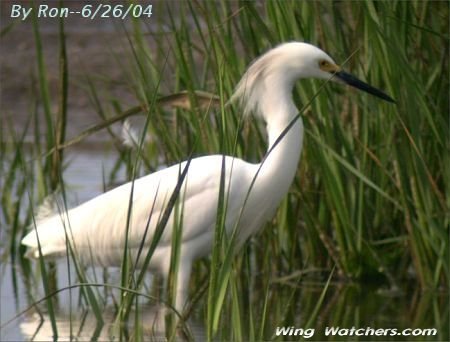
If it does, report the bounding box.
[255,91,304,208]
[234,80,304,244]
[264,108,303,184]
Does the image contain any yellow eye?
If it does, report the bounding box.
[319,59,340,73]
[319,60,329,68]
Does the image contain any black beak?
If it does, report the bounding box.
[335,71,396,103]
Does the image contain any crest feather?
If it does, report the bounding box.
[229,46,286,119]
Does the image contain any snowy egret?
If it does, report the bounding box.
[21,42,394,312]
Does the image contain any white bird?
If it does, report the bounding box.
[21,42,394,313]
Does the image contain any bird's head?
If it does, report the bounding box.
[262,42,395,103]
[230,42,394,119]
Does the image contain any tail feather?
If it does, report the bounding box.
[21,194,70,258]
[21,215,68,259]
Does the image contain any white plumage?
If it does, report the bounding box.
[21,42,394,312]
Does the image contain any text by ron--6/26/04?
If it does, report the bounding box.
[9,3,153,21]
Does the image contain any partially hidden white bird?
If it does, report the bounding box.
[21,42,394,313]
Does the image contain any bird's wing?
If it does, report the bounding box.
[114,154,254,247]
[22,155,254,260]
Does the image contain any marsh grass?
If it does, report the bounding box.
[1,0,448,341]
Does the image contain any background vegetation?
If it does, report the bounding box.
[1,1,448,341]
